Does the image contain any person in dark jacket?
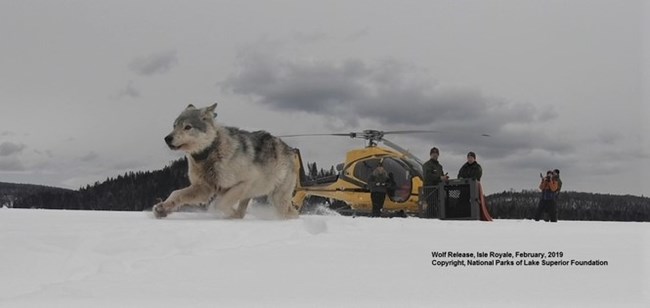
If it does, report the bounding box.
[422,147,448,186]
[421,147,448,218]
[534,170,560,222]
[455,151,482,218]
[458,151,482,181]
[367,160,391,217]
[552,169,562,221]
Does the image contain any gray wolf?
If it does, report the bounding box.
[153,103,298,219]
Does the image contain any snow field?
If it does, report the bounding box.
[0,207,648,307]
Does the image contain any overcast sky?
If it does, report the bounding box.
[1,0,648,196]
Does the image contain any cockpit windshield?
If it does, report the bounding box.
[403,156,423,178]
[352,157,415,203]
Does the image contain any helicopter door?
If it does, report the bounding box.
[352,157,413,203]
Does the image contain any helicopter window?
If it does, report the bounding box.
[382,158,413,203]
[352,157,412,203]
[403,157,423,178]
[353,158,381,183]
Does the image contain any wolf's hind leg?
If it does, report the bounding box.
[269,180,299,219]
[231,198,251,219]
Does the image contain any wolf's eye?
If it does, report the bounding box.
[184,125,192,131]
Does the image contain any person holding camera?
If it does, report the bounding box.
[534,170,560,222]
[553,169,562,197]
[552,169,562,221]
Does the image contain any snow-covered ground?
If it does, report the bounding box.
[1,206,648,307]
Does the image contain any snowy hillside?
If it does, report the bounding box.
[0,207,648,307]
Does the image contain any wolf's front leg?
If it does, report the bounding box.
[153,184,212,219]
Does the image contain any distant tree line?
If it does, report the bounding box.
[9,159,190,211]
[7,159,336,212]
[3,161,649,222]
[486,190,650,222]
[305,162,337,180]
[0,182,73,208]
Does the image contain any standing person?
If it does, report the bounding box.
[552,169,562,221]
[458,151,483,181]
[367,160,390,217]
[553,169,562,196]
[457,151,483,217]
[534,170,560,222]
[422,147,449,186]
[421,147,448,218]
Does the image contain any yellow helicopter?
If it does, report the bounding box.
[283,129,462,216]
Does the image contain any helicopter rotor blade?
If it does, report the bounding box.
[381,138,424,165]
[279,130,490,138]
[382,130,490,137]
[382,130,443,135]
[278,133,356,138]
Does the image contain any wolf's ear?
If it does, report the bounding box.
[186,104,196,109]
[203,103,217,120]
[204,103,218,118]
[206,103,217,113]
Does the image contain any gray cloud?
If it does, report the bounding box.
[221,49,565,158]
[595,131,622,145]
[115,81,141,99]
[345,29,370,42]
[129,50,178,76]
[0,142,25,156]
[0,157,25,171]
[292,31,330,43]
[112,160,146,171]
[223,50,367,113]
[80,151,99,162]
[33,149,54,158]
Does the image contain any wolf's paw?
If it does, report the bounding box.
[228,211,245,219]
[284,207,300,219]
[153,203,168,219]
[225,210,245,219]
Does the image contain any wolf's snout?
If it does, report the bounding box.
[164,135,174,146]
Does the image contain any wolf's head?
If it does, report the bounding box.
[164,103,218,153]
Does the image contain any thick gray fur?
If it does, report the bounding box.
[154,103,298,219]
